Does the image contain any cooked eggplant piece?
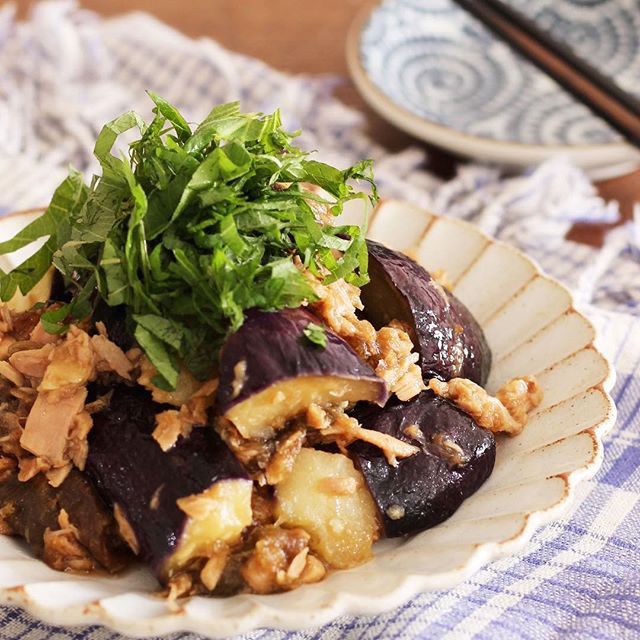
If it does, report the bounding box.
[361,240,491,385]
[275,448,379,569]
[350,391,495,537]
[85,385,252,582]
[0,466,131,572]
[216,308,388,440]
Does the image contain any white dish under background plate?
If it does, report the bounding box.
[347,0,640,174]
[0,204,616,637]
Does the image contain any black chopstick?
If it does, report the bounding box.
[450,0,640,148]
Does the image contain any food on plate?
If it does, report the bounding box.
[361,240,491,385]
[216,307,388,440]
[85,384,252,586]
[0,461,130,573]
[428,376,542,436]
[275,448,379,569]
[350,392,495,537]
[0,95,542,596]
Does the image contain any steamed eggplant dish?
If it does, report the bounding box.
[0,96,542,597]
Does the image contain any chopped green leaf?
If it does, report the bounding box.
[303,322,327,349]
[0,95,378,387]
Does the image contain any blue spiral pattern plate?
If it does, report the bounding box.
[348,0,640,169]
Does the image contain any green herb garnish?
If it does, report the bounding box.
[0,94,377,389]
[302,322,327,349]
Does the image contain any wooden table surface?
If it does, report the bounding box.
[16,0,640,245]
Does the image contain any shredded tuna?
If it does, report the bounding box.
[0,501,15,535]
[230,360,247,400]
[310,278,424,401]
[149,486,163,511]
[306,404,419,466]
[0,412,24,459]
[0,361,24,388]
[7,339,43,356]
[9,386,38,419]
[241,526,324,594]
[0,308,13,334]
[39,327,95,392]
[163,540,232,597]
[496,377,544,427]
[216,419,274,476]
[45,463,73,488]
[403,423,425,445]
[114,504,140,555]
[265,429,305,485]
[91,334,133,380]
[431,432,470,467]
[428,376,543,436]
[16,326,127,474]
[200,545,230,591]
[0,337,16,360]
[375,323,426,401]
[66,410,93,470]
[299,182,334,226]
[21,387,88,465]
[310,278,379,361]
[42,509,95,573]
[153,409,193,452]
[165,572,195,600]
[29,321,60,346]
[17,456,50,483]
[9,343,55,379]
[386,504,406,520]
[138,356,202,406]
[152,378,218,451]
[0,312,131,483]
[0,456,17,478]
[251,486,275,527]
[85,392,112,415]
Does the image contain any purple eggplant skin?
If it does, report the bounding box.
[216,307,388,437]
[349,391,495,537]
[85,385,250,579]
[361,240,491,385]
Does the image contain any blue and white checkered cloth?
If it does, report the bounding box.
[0,2,639,638]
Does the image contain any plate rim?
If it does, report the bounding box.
[346,1,640,169]
[0,205,617,638]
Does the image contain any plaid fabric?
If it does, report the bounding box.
[0,2,638,638]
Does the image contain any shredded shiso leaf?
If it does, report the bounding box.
[0,93,377,389]
[302,322,327,349]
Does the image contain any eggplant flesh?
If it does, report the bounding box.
[361,240,491,385]
[86,385,252,581]
[216,308,388,439]
[350,391,495,537]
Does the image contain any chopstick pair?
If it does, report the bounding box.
[451,0,640,148]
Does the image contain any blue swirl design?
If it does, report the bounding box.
[361,0,640,145]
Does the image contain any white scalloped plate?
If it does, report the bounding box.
[0,204,616,637]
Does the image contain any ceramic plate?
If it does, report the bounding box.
[0,205,616,637]
[347,0,640,173]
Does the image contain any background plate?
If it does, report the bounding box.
[0,205,617,637]
[347,0,640,171]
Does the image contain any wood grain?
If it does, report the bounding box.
[14,0,639,244]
